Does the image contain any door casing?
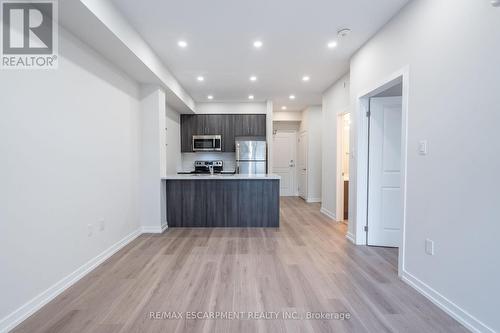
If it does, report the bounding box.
[336,110,350,222]
[297,131,308,199]
[354,66,409,277]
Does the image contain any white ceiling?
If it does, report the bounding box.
[110,0,410,111]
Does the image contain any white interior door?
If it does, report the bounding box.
[298,131,308,199]
[272,131,297,196]
[367,97,403,247]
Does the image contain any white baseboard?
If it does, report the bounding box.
[320,207,336,221]
[141,223,168,234]
[306,197,321,203]
[401,270,494,333]
[346,232,355,244]
[0,228,142,333]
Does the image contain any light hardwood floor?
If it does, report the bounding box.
[13,197,466,333]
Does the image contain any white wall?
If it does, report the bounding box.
[273,121,300,132]
[321,73,350,219]
[273,111,303,122]
[140,86,167,232]
[73,0,196,112]
[195,102,267,114]
[299,107,322,202]
[266,101,274,173]
[165,105,182,174]
[0,28,141,330]
[348,0,500,331]
[341,114,351,180]
[306,107,322,202]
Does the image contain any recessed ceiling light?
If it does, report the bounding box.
[248,95,254,100]
[197,76,204,82]
[289,95,296,100]
[207,95,213,100]
[281,106,287,110]
[177,40,188,48]
[250,76,257,82]
[302,76,310,82]
[327,41,337,49]
[253,40,263,48]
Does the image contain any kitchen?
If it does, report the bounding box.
[162,111,280,228]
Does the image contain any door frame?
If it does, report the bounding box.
[298,130,308,199]
[354,66,409,277]
[336,109,349,222]
[272,129,298,196]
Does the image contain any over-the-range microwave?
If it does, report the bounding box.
[192,135,222,151]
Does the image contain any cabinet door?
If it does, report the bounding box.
[251,114,267,136]
[234,114,266,137]
[204,114,222,135]
[180,115,195,152]
[193,115,222,135]
[233,114,245,137]
[222,115,235,152]
[193,115,206,135]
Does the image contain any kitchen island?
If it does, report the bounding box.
[163,174,280,227]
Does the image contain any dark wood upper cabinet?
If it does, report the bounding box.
[254,115,267,136]
[234,114,266,137]
[202,115,222,135]
[180,114,266,152]
[180,114,195,152]
[222,115,236,152]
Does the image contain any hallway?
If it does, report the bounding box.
[14,198,465,333]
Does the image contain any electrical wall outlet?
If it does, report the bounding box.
[99,219,105,231]
[418,140,428,155]
[425,239,434,255]
[87,224,93,237]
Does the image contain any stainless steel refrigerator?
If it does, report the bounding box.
[235,137,267,174]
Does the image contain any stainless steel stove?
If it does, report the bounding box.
[178,160,235,175]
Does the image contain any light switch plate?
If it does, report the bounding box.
[418,140,428,155]
[425,239,434,255]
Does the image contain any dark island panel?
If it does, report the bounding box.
[166,179,279,227]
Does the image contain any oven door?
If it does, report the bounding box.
[192,135,222,151]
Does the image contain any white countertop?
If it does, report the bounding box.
[162,173,280,180]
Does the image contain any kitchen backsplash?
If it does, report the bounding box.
[181,153,236,172]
